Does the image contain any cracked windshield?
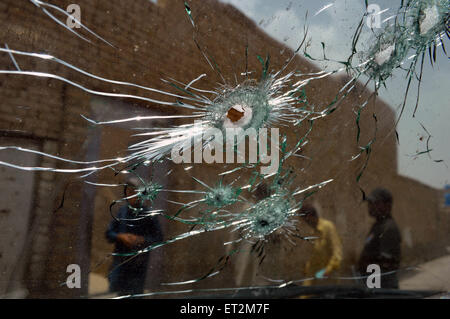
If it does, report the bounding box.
[0,0,449,300]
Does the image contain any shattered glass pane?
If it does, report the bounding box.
[0,0,449,300]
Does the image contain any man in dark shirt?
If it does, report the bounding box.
[106,179,163,296]
[358,187,402,289]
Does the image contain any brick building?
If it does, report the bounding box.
[0,0,447,297]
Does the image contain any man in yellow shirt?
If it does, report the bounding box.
[301,205,343,286]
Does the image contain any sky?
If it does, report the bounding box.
[219,0,450,189]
